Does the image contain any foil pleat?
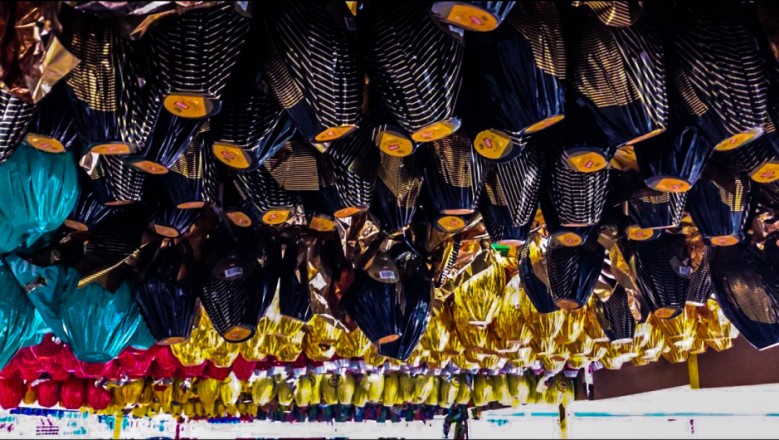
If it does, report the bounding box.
[0,90,36,162]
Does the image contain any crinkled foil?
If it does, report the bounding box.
[0,3,78,103]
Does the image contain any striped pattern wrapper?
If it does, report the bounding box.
[634,121,714,193]
[200,230,281,343]
[81,153,146,206]
[340,271,402,347]
[25,86,79,154]
[279,239,313,324]
[150,204,201,239]
[164,133,219,209]
[464,2,564,162]
[547,149,610,227]
[60,7,138,155]
[686,256,713,306]
[233,165,300,227]
[483,141,544,228]
[518,237,559,314]
[65,180,116,232]
[378,261,433,361]
[135,244,199,345]
[626,191,687,232]
[688,165,751,247]
[361,1,464,141]
[423,131,484,215]
[0,89,36,163]
[672,0,770,151]
[209,82,296,171]
[566,1,668,149]
[430,2,516,32]
[316,128,377,219]
[546,238,606,310]
[259,2,362,142]
[632,232,690,319]
[371,152,424,232]
[595,285,636,343]
[708,243,779,350]
[540,188,597,248]
[148,3,250,119]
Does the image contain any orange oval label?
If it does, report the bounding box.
[26,133,65,154]
[224,325,253,342]
[650,177,691,193]
[227,211,252,228]
[335,206,365,219]
[315,125,357,142]
[566,151,607,173]
[411,119,460,143]
[91,143,131,155]
[751,162,779,183]
[153,224,181,238]
[714,129,762,152]
[163,94,211,119]
[377,130,414,157]
[474,129,512,160]
[213,143,251,170]
[525,115,565,134]
[64,219,89,232]
[309,215,335,232]
[262,209,290,225]
[436,215,466,233]
[710,235,740,246]
[446,4,499,31]
[555,232,583,247]
[177,201,206,209]
[132,160,169,175]
[627,226,655,241]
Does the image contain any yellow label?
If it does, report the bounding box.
[751,162,779,183]
[335,206,365,219]
[158,336,187,346]
[262,209,290,225]
[224,325,253,342]
[496,238,524,247]
[710,235,740,246]
[566,151,607,173]
[555,232,583,247]
[177,201,206,209]
[474,129,512,160]
[64,219,89,232]
[377,334,400,345]
[104,200,135,207]
[714,129,761,152]
[377,130,414,157]
[653,307,679,319]
[446,4,499,31]
[625,128,665,146]
[213,143,251,170]
[610,145,639,171]
[26,133,65,153]
[315,125,357,142]
[650,177,691,193]
[437,215,466,233]
[411,119,459,142]
[525,115,565,134]
[153,224,181,238]
[627,226,654,241]
[309,215,336,232]
[227,211,252,228]
[132,160,169,175]
[91,142,130,155]
[163,94,211,119]
[555,298,582,310]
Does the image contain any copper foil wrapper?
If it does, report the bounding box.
[0,3,78,103]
